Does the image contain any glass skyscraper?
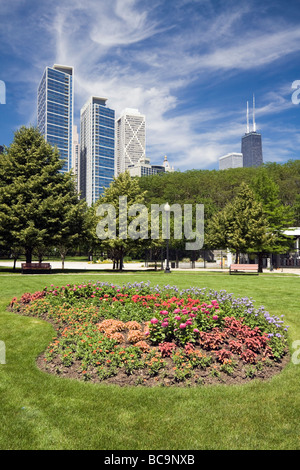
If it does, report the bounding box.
[79,96,115,205]
[241,96,263,168]
[37,64,74,173]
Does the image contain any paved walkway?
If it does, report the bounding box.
[0,260,299,275]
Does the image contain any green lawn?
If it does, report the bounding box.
[0,270,299,450]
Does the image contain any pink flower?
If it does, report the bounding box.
[161,322,169,327]
[179,323,187,329]
[151,318,158,324]
[213,315,218,320]
[173,308,181,314]
[175,315,181,321]
[193,328,199,333]
[186,320,192,325]
[160,310,169,316]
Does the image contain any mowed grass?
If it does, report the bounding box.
[0,270,300,450]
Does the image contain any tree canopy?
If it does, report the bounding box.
[94,171,149,269]
[0,124,299,268]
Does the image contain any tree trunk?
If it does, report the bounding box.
[26,248,32,264]
[119,247,123,271]
[258,252,264,273]
[60,247,68,269]
[235,252,239,263]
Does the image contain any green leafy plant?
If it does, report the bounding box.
[9,281,289,386]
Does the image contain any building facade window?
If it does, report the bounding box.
[80,97,115,205]
[37,64,74,173]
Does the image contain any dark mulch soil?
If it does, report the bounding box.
[35,315,290,388]
[36,350,290,388]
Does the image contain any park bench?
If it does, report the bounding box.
[229,263,259,275]
[21,262,52,274]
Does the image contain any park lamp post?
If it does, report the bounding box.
[164,202,171,273]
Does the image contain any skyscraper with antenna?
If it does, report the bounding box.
[241,94,263,167]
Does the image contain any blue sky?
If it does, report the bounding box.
[1,0,300,171]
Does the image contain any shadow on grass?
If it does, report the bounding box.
[0,266,165,275]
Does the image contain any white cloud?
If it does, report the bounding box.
[200,28,300,71]
[1,0,300,168]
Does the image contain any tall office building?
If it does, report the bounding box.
[219,153,243,170]
[115,108,146,176]
[37,64,74,172]
[79,96,115,206]
[241,96,263,168]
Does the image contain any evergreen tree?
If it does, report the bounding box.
[0,126,82,264]
[53,197,88,269]
[206,182,272,270]
[251,170,295,247]
[79,203,103,261]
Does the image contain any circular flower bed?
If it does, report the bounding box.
[10,281,290,387]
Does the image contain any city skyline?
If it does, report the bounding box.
[1,0,300,171]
